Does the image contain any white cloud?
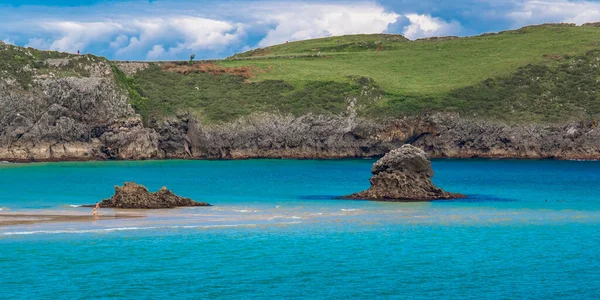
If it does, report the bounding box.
[25,17,245,60]
[2,1,403,59]
[110,34,129,49]
[402,14,463,40]
[255,3,399,47]
[147,45,166,60]
[170,17,243,50]
[508,0,600,26]
[41,21,124,53]
[114,19,170,57]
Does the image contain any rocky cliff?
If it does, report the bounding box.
[0,44,159,161]
[152,113,600,160]
[1,44,599,162]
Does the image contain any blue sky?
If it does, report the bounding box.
[2,0,600,60]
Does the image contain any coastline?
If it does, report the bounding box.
[1,112,599,163]
[0,153,599,164]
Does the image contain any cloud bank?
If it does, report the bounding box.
[2,1,410,60]
[508,0,600,26]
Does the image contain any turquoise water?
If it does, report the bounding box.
[1,159,600,299]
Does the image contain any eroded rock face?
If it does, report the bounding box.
[0,51,162,162]
[344,145,464,201]
[187,113,392,159]
[92,182,210,209]
[154,113,600,161]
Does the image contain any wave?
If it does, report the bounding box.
[1,221,302,236]
[69,205,82,208]
[341,209,360,212]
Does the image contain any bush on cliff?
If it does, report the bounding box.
[129,65,383,123]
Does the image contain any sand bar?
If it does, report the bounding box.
[0,213,144,226]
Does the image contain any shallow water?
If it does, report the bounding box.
[1,159,599,299]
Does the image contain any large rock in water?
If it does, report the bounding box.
[93,182,210,209]
[343,145,464,201]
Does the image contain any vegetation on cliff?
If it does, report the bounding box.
[131,64,383,122]
[0,43,106,89]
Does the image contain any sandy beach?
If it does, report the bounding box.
[0,213,144,226]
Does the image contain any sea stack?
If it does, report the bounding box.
[343,145,464,201]
[89,182,210,209]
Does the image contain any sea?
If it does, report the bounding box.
[0,159,599,299]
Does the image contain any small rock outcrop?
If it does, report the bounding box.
[90,182,210,209]
[343,145,464,201]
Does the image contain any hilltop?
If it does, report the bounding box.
[228,34,409,59]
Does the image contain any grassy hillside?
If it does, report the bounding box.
[369,49,600,122]
[125,23,600,123]
[221,24,600,97]
[228,34,409,58]
[3,23,600,124]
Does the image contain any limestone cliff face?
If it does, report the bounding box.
[0,48,161,161]
[187,113,393,159]
[411,115,600,160]
[2,87,600,162]
[153,113,600,160]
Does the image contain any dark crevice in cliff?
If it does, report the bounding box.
[405,132,431,145]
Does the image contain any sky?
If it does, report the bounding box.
[1,0,600,60]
